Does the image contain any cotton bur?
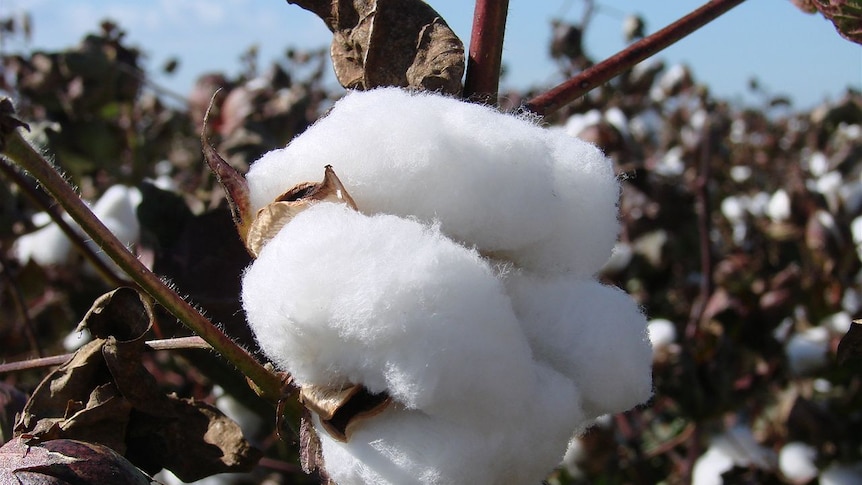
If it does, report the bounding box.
[236,88,653,484]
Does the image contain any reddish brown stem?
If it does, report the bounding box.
[0,336,210,374]
[525,0,747,116]
[463,0,510,104]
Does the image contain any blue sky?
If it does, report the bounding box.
[11,0,862,110]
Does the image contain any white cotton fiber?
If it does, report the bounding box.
[318,362,583,485]
[13,217,73,266]
[246,88,619,276]
[242,203,535,426]
[504,273,652,419]
[240,88,652,483]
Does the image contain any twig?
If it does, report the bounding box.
[0,336,211,374]
[686,115,715,340]
[0,105,287,404]
[0,158,128,288]
[463,0,510,104]
[525,0,747,116]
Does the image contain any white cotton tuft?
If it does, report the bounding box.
[504,273,653,419]
[242,203,535,426]
[768,189,792,222]
[318,362,583,485]
[246,88,619,276]
[786,326,830,375]
[821,462,862,485]
[647,318,677,351]
[779,442,818,483]
[13,217,73,266]
[692,446,735,485]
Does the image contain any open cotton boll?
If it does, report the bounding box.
[13,218,73,266]
[692,447,735,485]
[505,273,652,419]
[246,88,619,276]
[318,362,583,485]
[242,203,535,426]
[779,442,818,483]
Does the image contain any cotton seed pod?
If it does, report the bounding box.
[299,383,392,442]
[246,165,357,257]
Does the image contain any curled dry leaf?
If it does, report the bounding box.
[202,94,254,244]
[287,0,465,94]
[246,165,357,257]
[13,288,261,482]
[0,437,151,485]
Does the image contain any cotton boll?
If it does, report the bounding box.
[505,273,652,419]
[779,442,818,483]
[13,219,73,266]
[692,447,735,485]
[730,165,752,183]
[786,327,830,375]
[84,185,142,276]
[319,362,583,485]
[821,311,852,335]
[821,462,862,485]
[721,196,747,223]
[768,189,792,222]
[246,88,620,276]
[242,203,535,426]
[647,318,677,351]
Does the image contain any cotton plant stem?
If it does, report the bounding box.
[0,336,211,374]
[525,0,747,116]
[0,122,286,403]
[463,0,509,104]
[0,158,128,288]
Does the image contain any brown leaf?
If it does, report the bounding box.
[125,397,262,482]
[299,410,325,475]
[75,287,153,341]
[202,93,254,245]
[0,437,151,485]
[1,382,28,445]
[837,319,862,365]
[14,289,261,481]
[288,0,464,94]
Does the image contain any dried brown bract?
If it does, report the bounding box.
[287,0,465,94]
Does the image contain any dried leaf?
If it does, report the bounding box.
[246,165,357,257]
[288,0,465,94]
[75,287,153,341]
[125,397,262,482]
[837,320,862,365]
[14,289,260,481]
[299,410,325,475]
[0,437,151,485]
[202,93,254,245]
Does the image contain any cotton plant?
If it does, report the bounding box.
[229,87,653,484]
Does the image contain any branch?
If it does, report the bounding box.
[0,100,287,404]
[463,0,510,104]
[0,158,129,288]
[525,0,747,116]
[0,336,211,374]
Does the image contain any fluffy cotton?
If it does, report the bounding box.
[779,442,818,483]
[241,88,652,484]
[246,88,619,276]
[504,273,652,419]
[13,185,141,270]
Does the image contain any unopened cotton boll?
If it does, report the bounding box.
[246,88,620,276]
